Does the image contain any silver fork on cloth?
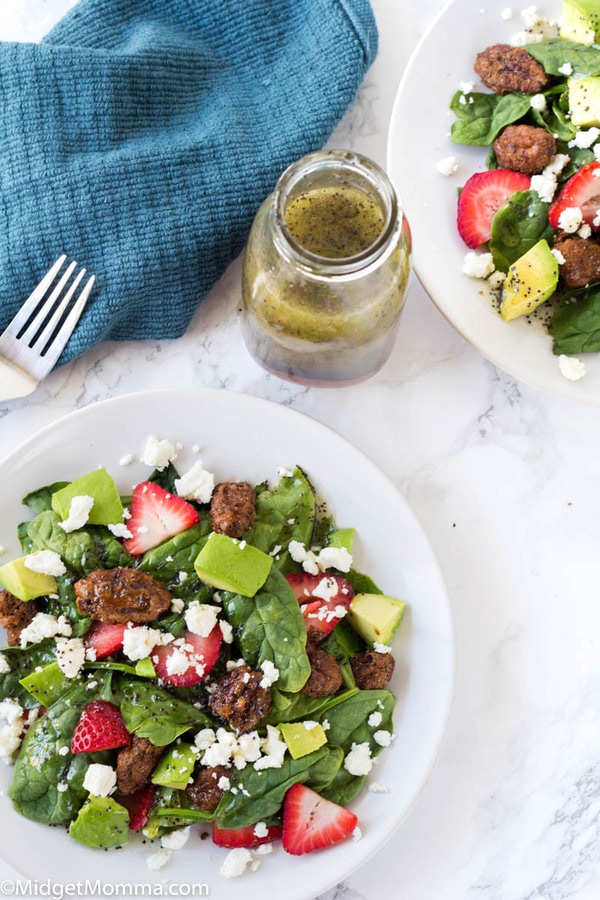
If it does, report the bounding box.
[0,255,95,402]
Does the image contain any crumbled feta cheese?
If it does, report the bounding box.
[558,354,586,381]
[122,625,171,661]
[0,699,24,763]
[501,7,513,19]
[169,597,184,614]
[544,154,570,176]
[259,660,280,688]
[147,848,172,870]
[368,711,383,728]
[55,637,86,679]
[160,826,190,850]
[276,466,294,479]
[368,781,391,794]
[254,842,273,856]
[462,251,495,279]
[0,653,10,675]
[219,619,234,644]
[253,822,268,839]
[107,522,133,539]
[220,847,254,878]
[141,436,177,470]
[557,207,583,234]
[315,546,353,573]
[530,93,546,111]
[436,155,458,176]
[83,763,117,797]
[185,601,219,637]
[194,728,217,751]
[20,612,72,648]
[569,127,600,150]
[352,825,363,842]
[24,550,66,577]
[579,223,592,239]
[58,745,70,757]
[551,248,566,265]
[56,781,68,792]
[218,774,231,791]
[530,171,558,203]
[166,644,196,677]
[343,741,373,776]
[373,642,393,654]
[558,62,573,76]
[119,454,134,466]
[58,495,94,533]
[174,462,215,504]
[254,725,287,770]
[373,730,393,747]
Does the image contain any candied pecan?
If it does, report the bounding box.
[210,482,256,538]
[116,735,164,795]
[474,44,551,95]
[554,235,600,288]
[208,664,271,733]
[349,651,395,690]
[0,590,39,646]
[74,567,172,624]
[187,765,231,812]
[493,124,556,175]
[301,641,343,697]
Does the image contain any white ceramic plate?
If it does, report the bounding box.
[0,389,454,899]
[387,0,600,405]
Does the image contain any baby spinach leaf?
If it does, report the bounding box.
[450,90,532,146]
[45,579,91,637]
[21,482,68,515]
[21,510,133,575]
[345,569,383,595]
[324,689,395,756]
[249,466,315,570]
[144,785,215,836]
[266,687,359,725]
[139,522,212,581]
[489,190,553,273]
[525,39,600,76]
[147,462,181,493]
[217,747,327,828]
[19,661,78,708]
[9,676,111,824]
[306,745,345,794]
[119,678,214,745]
[550,288,600,354]
[220,568,311,693]
[321,768,365,806]
[0,639,58,708]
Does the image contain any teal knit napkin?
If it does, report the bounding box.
[0,0,377,364]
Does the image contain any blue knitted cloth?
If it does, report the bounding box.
[0,0,377,364]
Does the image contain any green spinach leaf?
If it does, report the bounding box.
[20,510,133,575]
[139,522,212,581]
[489,190,553,272]
[249,467,315,570]
[525,39,600,76]
[451,90,532,146]
[324,689,395,755]
[0,640,58,708]
[119,678,214,745]
[22,482,69,515]
[550,288,600,354]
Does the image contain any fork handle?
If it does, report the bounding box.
[0,357,38,402]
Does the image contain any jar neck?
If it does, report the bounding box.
[272,150,400,277]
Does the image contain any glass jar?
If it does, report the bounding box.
[241,150,411,386]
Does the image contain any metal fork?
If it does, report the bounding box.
[0,255,95,402]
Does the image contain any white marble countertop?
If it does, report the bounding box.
[2,1,600,898]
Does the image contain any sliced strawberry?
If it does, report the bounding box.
[285,573,354,638]
[212,820,283,849]
[123,481,199,555]
[71,700,131,754]
[115,784,155,830]
[457,169,531,248]
[548,160,600,230]
[84,623,126,660]
[282,783,357,856]
[152,626,222,687]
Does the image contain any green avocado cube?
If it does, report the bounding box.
[0,555,57,601]
[51,468,124,527]
[279,721,327,759]
[561,0,600,43]
[151,742,198,790]
[569,75,600,127]
[347,592,406,647]
[327,528,356,552]
[69,796,130,849]
[500,239,558,322]
[194,533,273,596]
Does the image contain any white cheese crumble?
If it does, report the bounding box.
[368,781,391,794]
[436,155,458,176]
[170,597,185,614]
[500,7,513,19]
[0,698,24,763]
[122,625,172,661]
[253,821,268,839]
[352,825,363,842]
[368,711,383,728]
[558,207,583,234]
[219,619,234,644]
[259,660,280,688]
[220,847,254,878]
[254,725,287,770]
[141,435,177,470]
[174,462,215,504]
[24,550,66,577]
[147,848,173,870]
[107,522,133,539]
[551,248,566,265]
[83,763,117,797]
[373,642,393,654]
[160,826,191,850]
[0,653,10,675]
[462,251,495,279]
[58,495,94,533]
[558,62,573,76]
[558,354,586,381]
[119,454,134,466]
[20,612,72,648]
[185,601,219,637]
[343,741,373,776]
[288,541,353,575]
[529,93,546,111]
[569,127,600,150]
[373,730,393,747]
[55,637,86,679]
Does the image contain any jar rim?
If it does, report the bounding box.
[273,150,399,276]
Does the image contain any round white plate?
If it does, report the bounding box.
[387,0,600,405]
[0,388,454,899]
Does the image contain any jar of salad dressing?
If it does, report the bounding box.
[241,150,411,386]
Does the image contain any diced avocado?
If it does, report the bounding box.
[194,533,273,596]
[327,528,356,552]
[69,796,130,849]
[279,721,328,759]
[561,0,600,43]
[0,555,57,601]
[151,742,197,790]
[51,468,124,527]
[135,657,157,678]
[569,75,600,127]
[20,662,74,706]
[347,592,406,646]
[500,239,559,322]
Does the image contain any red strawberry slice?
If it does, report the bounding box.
[212,820,283,849]
[152,626,222,687]
[457,169,531,248]
[115,784,155,831]
[71,700,131,754]
[123,481,199,555]
[548,160,600,230]
[84,623,126,660]
[282,783,358,855]
[285,573,354,638]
